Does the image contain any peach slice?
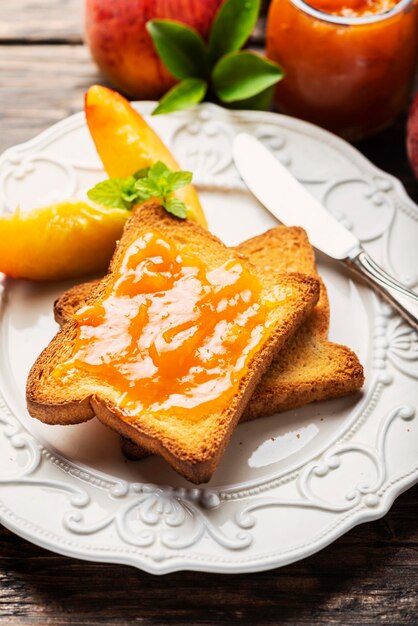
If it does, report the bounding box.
[85,85,207,227]
[0,200,128,280]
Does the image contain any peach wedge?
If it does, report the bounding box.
[0,200,128,280]
[85,85,207,228]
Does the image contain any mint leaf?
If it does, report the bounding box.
[146,20,208,80]
[213,51,284,103]
[164,197,187,219]
[87,178,130,209]
[208,0,260,65]
[148,161,170,181]
[152,78,207,115]
[146,161,171,196]
[133,168,150,180]
[134,178,161,200]
[120,176,140,203]
[87,162,193,218]
[167,170,192,190]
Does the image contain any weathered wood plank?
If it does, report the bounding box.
[0,0,267,43]
[0,45,104,151]
[0,485,416,625]
[0,0,83,42]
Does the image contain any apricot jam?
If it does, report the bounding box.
[55,232,286,421]
[267,0,418,140]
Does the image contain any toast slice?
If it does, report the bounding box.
[54,226,364,462]
[55,226,364,421]
[27,203,320,483]
[237,228,364,420]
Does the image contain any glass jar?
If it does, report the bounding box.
[266,0,418,140]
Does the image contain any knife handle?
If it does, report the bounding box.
[345,248,418,332]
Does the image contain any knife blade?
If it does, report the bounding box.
[233,133,418,331]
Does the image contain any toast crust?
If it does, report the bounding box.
[236,227,364,420]
[27,203,320,483]
[53,225,364,462]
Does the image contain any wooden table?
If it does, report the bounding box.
[0,2,417,624]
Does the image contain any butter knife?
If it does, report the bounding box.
[233,133,418,331]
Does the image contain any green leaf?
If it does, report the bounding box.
[148,161,170,182]
[152,78,207,115]
[146,161,171,196]
[146,20,208,80]
[164,197,187,219]
[87,162,193,218]
[134,178,161,200]
[133,160,193,205]
[133,168,150,180]
[87,178,130,209]
[120,176,139,203]
[208,0,260,65]
[227,85,275,111]
[213,51,284,103]
[167,170,193,190]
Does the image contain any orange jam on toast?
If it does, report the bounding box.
[55,232,288,420]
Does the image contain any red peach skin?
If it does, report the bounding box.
[85,0,223,100]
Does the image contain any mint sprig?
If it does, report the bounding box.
[87,161,192,219]
[146,0,284,115]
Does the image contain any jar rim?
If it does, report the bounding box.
[289,0,413,25]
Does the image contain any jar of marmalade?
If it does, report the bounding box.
[266,0,418,140]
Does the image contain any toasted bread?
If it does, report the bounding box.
[54,225,364,462]
[27,203,319,483]
[237,227,364,420]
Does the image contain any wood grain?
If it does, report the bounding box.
[0,485,417,625]
[0,45,104,151]
[0,0,83,42]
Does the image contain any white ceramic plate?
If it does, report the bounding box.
[0,103,417,575]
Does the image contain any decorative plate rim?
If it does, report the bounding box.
[0,102,417,574]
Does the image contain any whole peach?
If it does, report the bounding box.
[85,0,223,100]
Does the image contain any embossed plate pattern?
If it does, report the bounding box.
[0,104,417,574]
